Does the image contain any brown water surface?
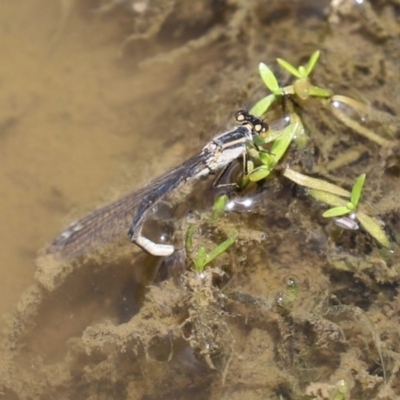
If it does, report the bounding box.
[0,0,183,325]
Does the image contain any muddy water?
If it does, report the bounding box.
[2,0,400,399]
[0,0,182,325]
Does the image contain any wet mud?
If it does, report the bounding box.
[1,0,400,399]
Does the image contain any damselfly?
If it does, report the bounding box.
[47,111,267,258]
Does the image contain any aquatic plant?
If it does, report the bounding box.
[239,50,393,249]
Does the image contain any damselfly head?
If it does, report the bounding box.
[234,110,268,135]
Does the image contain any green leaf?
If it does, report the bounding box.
[248,165,271,182]
[357,211,391,249]
[298,66,307,78]
[351,174,366,207]
[308,189,349,207]
[212,194,228,219]
[202,232,238,268]
[259,128,284,144]
[253,134,268,147]
[304,50,320,77]
[286,278,298,298]
[246,146,261,159]
[323,206,350,218]
[239,174,250,190]
[333,380,348,400]
[283,169,351,197]
[259,63,280,92]
[250,94,276,116]
[270,121,298,162]
[246,159,255,175]
[308,85,332,98]
[258,151,274,166]
[277,58,302,78]
[194,247,207,272]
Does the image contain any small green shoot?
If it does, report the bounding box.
[246,118,301,183]
[186,225,238,273]
[285,277,298,308]
[332,379,348,400]
[277,50,332,100]
[277,50,320,79]
[276,278,299,310]
[192,233,238,273]
[211,194,229,219]
[251,50,332,116]
[300,173,391,249]
[322,174,366,218]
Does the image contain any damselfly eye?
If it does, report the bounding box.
[234,110,246,123]
[254,123,265,134]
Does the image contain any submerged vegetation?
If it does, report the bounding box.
[140,48,400,398]
[246,50,392,250]
[149,44,400,398]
